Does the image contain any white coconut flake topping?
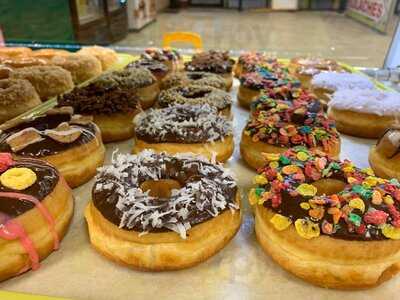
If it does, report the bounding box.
[93,150,238,239]
[134,104,232,143]
[311,71,375,91]
[329,88,400,116]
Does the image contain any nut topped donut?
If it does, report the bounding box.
[0,107,105,188]
[133,104,233,162]
[161,71,226,90]
[0,79,41,124]
[241,96,340,170]
[126,59,169,83]
[0,153,73,281]
[250,146,400,289]
[85,150,241,270]
[141,48,183,72]
[158,85,232,117]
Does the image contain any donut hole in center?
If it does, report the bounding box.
[140,179,182,198]
[184,90,210,98]
[311,179,346,196]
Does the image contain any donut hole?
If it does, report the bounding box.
[187,73,203,80]
[311,179,346,196]
[140,179,181,198]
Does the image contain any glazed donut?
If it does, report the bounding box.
[0,79,41,124]
[0,47,32,58]
[85,150,241,270]
[10,66,74,100]
[30,49,70,60]
[77,46,118,71]
[158,85,232,117]
[250,146,400,289]
[234,52,268,78]
[0,107,105,188]
[185,50,235,90]
[311,72,375,105]
[328,89,400,138]
[57,78,141,143]
[161,71,226,90]
[50,54,102,84]
[133,104,233,162]
[141,48,183,72]
[0,153,73,282]
[241,96,340,170]
[96,68,159,109]
[126,59,169,83]
[369,126,400,180]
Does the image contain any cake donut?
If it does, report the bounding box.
[57,78,141,143]
[241,97,340,170]
[250,146,400,289]
[0,107,105,188]
[0,56,48,69]
[161,71,226,90]
[10,66,74,100]
[328,89,400,138]
[0,153,73,281]
[369,126,400,180]
[30,49,70,60]
[126,59,169,83]
[141,48,183,72]
[133,104,233,162]
[185,50,235,90]
[50,54,102,84]
[85,150,241,270]
[234,52,268,78]
[158,85,232,117]
[311,72,375,105]
[77,46,118,71]
[0,47,32,58]
[96,68,159,109]
[0,79,41,124]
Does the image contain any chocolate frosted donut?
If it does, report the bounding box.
[185,50,234,74]
[158,85,231,116]
[85,150,241,270]
[126,59,169,82]
[161,71,226,90]
[141,48,182,72]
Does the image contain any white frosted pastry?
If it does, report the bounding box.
[311,72,375,91]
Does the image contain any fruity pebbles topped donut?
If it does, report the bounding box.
[234,52,268,77]
[250,146,400,289]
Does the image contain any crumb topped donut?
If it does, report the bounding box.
[77,46,118,71]
[0,79,41,124]
[158,85,232,116]
[10,66,74,100]
[328,89,400,138]
[57,78,141,142]
[85,150,241,270]
[0,107,105,187]
[0,153,73,281]
[126,59,169,83]
[241,96,340,170]
[161,71,226,90]
[251,146,400,289]
[133,104,233,162]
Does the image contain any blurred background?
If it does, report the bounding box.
[1,0,399,67]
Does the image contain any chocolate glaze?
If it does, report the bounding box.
[126,59,169,78]
[0,113,96,157]
[185,50,235,74]
[0,159,59,218]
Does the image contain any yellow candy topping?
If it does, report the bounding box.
[361,167,375,176]
[262,153,280,161]
[347,177,358,184]
[372,190,383,205]
[0,167,37,190]
[296,151,309,161]
[269,161,279,169]
[343,165,355,173]
[349,198,365,213]
[296,183,317,197]
[384,195,394,205]
[248,188,258,206]
[300,202,310,210]
[282,165,300,175]
[270,214,292,231]
[363,176,379,187]
[382,224,400,240]
[294,219,320,239]
[253,175,268,185]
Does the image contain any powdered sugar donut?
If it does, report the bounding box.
[328,89,400,138]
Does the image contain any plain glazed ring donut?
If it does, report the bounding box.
[240,95,340,170]
[0,153,73,282]
[0,79,41,124]
[0,107,105,188]
[158,85,232,117]
[161,71,226,90]
[97,68,159,109]
[51,54,102,84]
[250,146,400,289]
[10,66,74,100]
[328,89,400,138]
[77,46,118,71]
[85,150,241,271]
[133,104,233,162]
